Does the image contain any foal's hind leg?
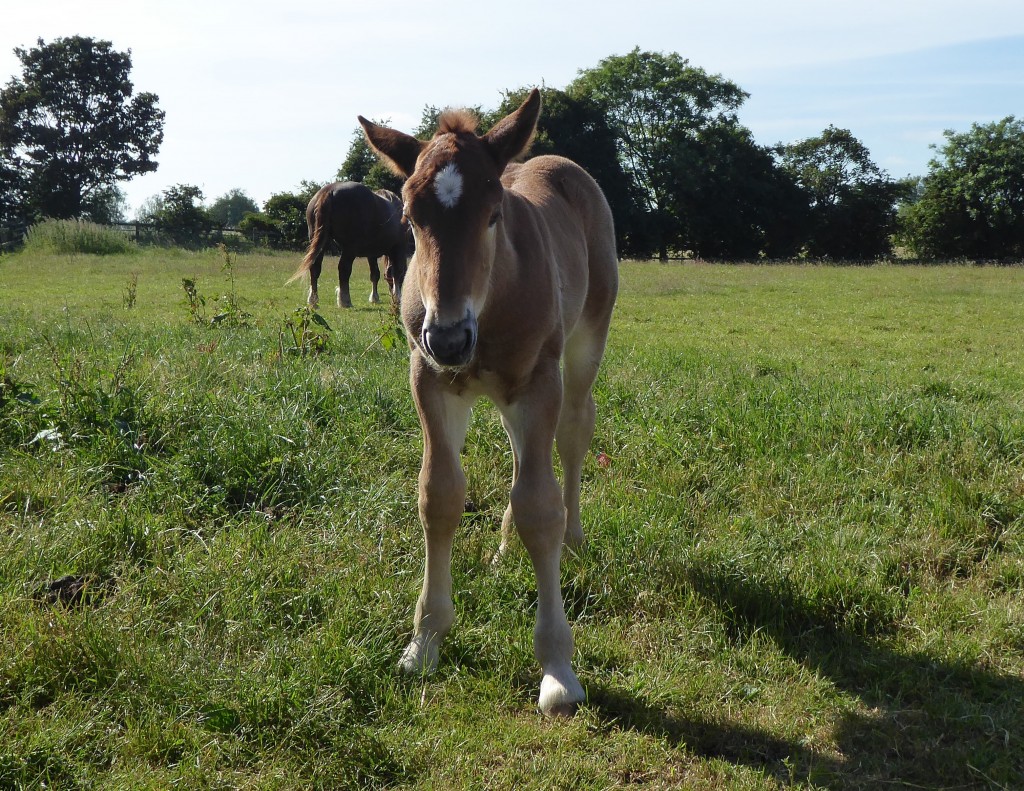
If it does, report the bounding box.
[494,412,521,562]
[367,257,381,304]
[500,360,585,715]
[557,321,609,549]
[496,322,606,557]
[336,252,355,308]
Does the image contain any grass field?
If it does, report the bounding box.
[1,249,1022,789]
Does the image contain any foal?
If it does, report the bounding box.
[361,89,618,715]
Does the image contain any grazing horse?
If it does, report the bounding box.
[288,181,411,308]
[360,89,618,716]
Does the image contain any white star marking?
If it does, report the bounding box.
[433,163,463,209]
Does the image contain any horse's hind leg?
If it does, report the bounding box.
[383,258,396,301]
[367,257,381,304]
[500,360,585,715]
[557,319,610,549]
[308,251,324,309]
[494,415,521,562]
[495,324,603,557]
[336,252,355,308]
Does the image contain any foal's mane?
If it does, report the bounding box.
[436,109,478,136]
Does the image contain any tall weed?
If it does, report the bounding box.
[24,219,138,256]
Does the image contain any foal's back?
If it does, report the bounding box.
[499,154,618,351]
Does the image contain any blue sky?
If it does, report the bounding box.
[739,35,1024,178]
[3,0,1024,216]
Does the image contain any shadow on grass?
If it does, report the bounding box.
[587,684,841,786]
[589,567,1023,788]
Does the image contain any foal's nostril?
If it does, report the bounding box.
[422,315,477,367]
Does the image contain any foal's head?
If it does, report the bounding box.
[359,89,541,368]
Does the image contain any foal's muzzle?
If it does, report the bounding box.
[422,313,478,368]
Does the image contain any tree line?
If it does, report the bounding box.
[3,37,1024,261]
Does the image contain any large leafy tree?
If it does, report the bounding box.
[139,184,212,248]
[780,126,902,259]
[684,125,808,260]
[0,36,164,224]
[899,117,1024,260]
[570,48,749,259]
[208,188,258,227]
[238,181,322,250]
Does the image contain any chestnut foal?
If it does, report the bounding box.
[360,89,618,715]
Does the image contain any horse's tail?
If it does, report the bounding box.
[286,189,330,285]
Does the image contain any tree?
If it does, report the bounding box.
[780,126,902,259]
[208,188,258,227]
[266,182,322,248]
[238,181,322,250]
[134,193,165,223]
[0,36,164,224]
[337,126,403,193]
[82,184,128,225]
[495,86,647,257]
[570,49,749,259]
[683,125,808,260]
[0,154,27,225]
[140,184,212,248]
[899,117,1024,260]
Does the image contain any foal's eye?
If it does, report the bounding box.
[488,209,501,228]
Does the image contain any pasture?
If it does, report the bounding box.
[1,249,1022,789]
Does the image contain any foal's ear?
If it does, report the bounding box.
[359,117,425,178]
[483,88,541,171]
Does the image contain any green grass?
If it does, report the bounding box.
[1,250,1022,789]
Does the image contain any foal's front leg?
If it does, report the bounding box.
[401,362,471,675]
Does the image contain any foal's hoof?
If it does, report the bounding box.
[398,635,439,676]
[336,287,353,309]
[538,668,585,717]
[543,698,581,718]
[564,522,586,551]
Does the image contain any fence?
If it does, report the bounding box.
[0,224,27,254]
[106,221,267,248]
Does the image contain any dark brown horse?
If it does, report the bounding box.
[361,89,618,715]
[288,181,411,308]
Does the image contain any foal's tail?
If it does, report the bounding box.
[286,190,330,285]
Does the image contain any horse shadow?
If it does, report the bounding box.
[586,683,840,786]
[585,567,1023,788]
